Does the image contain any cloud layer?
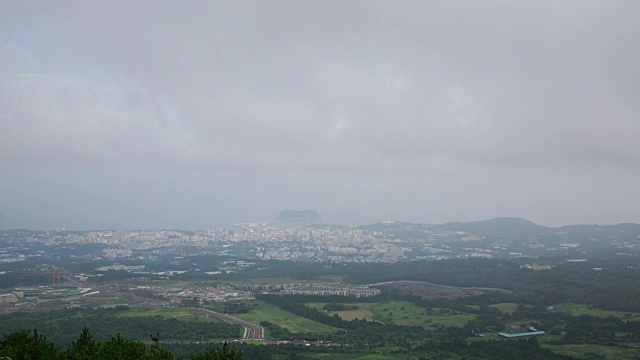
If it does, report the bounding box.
[2,1,640,229]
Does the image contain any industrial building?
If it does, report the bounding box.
[498,331,545,338]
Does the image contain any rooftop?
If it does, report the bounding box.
[498,331,545,338]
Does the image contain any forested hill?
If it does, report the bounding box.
[357,217,640,239]
[432,217,546,235]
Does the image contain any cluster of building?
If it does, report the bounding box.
[499,324,546,338]
[131,285,249,303]
[22,230,210,250]
[0,291,20,304]
[519,262,553,270]
[241,282,380,297]
[230,224,410,263]
[2,221,639,268]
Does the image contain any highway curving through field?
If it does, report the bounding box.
[193,308,265,340]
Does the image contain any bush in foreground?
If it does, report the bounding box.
[0,327,241,360]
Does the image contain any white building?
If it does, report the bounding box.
[0,292,19,303]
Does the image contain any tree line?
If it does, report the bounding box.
[0,327,241,360]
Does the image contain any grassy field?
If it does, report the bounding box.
[306,302,377,321]
[490,303,520,314]
[116,306,222,323]
[553,302,640,320]
[306,301,476,328]
[543,343,640,360]
[82,297,130,306]
[301,350,462,360]
[332,309,376,321]
[379,282,482,299]
[234,300,340,335]
[299,354,415,360]
[371,301,476,328]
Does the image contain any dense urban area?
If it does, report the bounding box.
[1,218,640,359]
[2,218,638,267]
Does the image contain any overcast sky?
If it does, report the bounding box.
[2,1,640,230]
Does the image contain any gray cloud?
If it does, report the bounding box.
[2,1,640,229]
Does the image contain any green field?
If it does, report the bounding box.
[307,301,476,328]
[234,300,340,335]
[334,355,411,360]
[371,301,476,328]
[91,298,129,305]
[304,354,416,360]
[116,306,222,323]
[379,282,480,299]
[303,349,461,360]
[553,302,640,320]
[543,343,640,360]
[306,302,376,321]
[333,309,376,321]
[489,303,519,314]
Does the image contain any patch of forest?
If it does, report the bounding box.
[0,327,241,360]
[0,307,240,347]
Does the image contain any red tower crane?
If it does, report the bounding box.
[22,269,70,288]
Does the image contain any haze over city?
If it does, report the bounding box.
[2,1,640,230]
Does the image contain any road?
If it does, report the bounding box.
[193,308,265,340]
